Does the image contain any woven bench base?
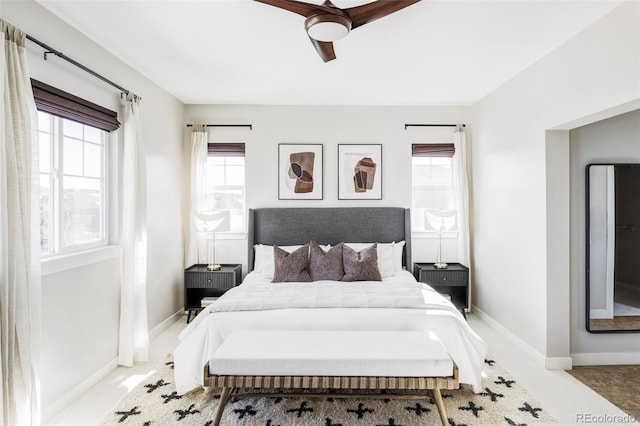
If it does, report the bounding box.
[205,367,459,426]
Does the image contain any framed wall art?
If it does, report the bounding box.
[338,144,382,200]
[278,143,323,200]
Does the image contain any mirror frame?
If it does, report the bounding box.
[585,163,640,333]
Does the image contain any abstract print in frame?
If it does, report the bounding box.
[278,144,323,200]
[338,144,382,200]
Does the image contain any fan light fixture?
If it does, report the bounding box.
[305,14,352,42]
[255,0,421,62]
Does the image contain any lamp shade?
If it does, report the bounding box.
[425,210,456,232]
[195,210,230,233]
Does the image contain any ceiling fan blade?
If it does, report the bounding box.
[309,37,337,62]
[253,0,335,18]
[344,0,421,30]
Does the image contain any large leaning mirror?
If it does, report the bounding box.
[586,163,640,332]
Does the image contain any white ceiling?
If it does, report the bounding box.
[37,0,623,105]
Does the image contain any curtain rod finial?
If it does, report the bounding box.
[43,50,59,60]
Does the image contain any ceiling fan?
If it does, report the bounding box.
[254,0,421,62]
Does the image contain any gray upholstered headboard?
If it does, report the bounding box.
[248,207,411,271]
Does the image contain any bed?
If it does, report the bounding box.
[174,207,487,394]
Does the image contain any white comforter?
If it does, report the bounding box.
[174,271,488,393]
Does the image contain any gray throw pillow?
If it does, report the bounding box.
[342,243,382,282]
[272,244,312,283]
[309,241,344,281]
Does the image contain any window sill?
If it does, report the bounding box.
[42,245,121,277]
[412,231,459,239]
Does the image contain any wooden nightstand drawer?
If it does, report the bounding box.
[419,270,467,287]
[186,271,238,289]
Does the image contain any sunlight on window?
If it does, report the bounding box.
[412,156,457,232]
[37,111,108,255]
[205,156,245,232]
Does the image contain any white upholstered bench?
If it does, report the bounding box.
[205,330,459,426]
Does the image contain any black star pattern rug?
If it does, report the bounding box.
[100,356,557,425]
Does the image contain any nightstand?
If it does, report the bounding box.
[413,263,469,316]
[184,264,242,323]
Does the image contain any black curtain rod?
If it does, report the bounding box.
[186,124,253,130]
[405,124,466,129]
[25,34,138,99]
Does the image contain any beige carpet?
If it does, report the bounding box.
[100,355,558,425]
[568,365,640,421]
[589,316,640,331]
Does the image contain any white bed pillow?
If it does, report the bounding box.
[393,240,406,271]
[252,244,270,273]
[344,243,394,278]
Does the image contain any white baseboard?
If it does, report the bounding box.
[472,305,547,367]
[43,357,118,423]
[572,352,640,366]
[589,308,612,320]
[473,305,573,370]
[150,309,184,340]
[471,306,640,371]
[44,309,184,423]
[545,356,573,370]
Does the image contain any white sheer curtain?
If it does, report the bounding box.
[0,19,41,426]
[118,93,149,367]
[453,125,470,268]
[185,125,208,267]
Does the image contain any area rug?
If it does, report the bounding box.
[100,356,557,426]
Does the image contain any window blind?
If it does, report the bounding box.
[411,143,455,157]
[31,79,120,132]
[208,143,245,157]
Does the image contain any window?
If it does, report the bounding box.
[38,111,108,255]
[205,143,246,232]
[32,79,119,257]
[412,143,457,232]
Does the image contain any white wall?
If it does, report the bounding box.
[470,0,640,363]
[2,0,185,419]
[185,104,469,273]
[570,109,640,360]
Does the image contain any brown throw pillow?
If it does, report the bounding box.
[272,244,312,283]
[342,243,382,282]
[309,241,344,281]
